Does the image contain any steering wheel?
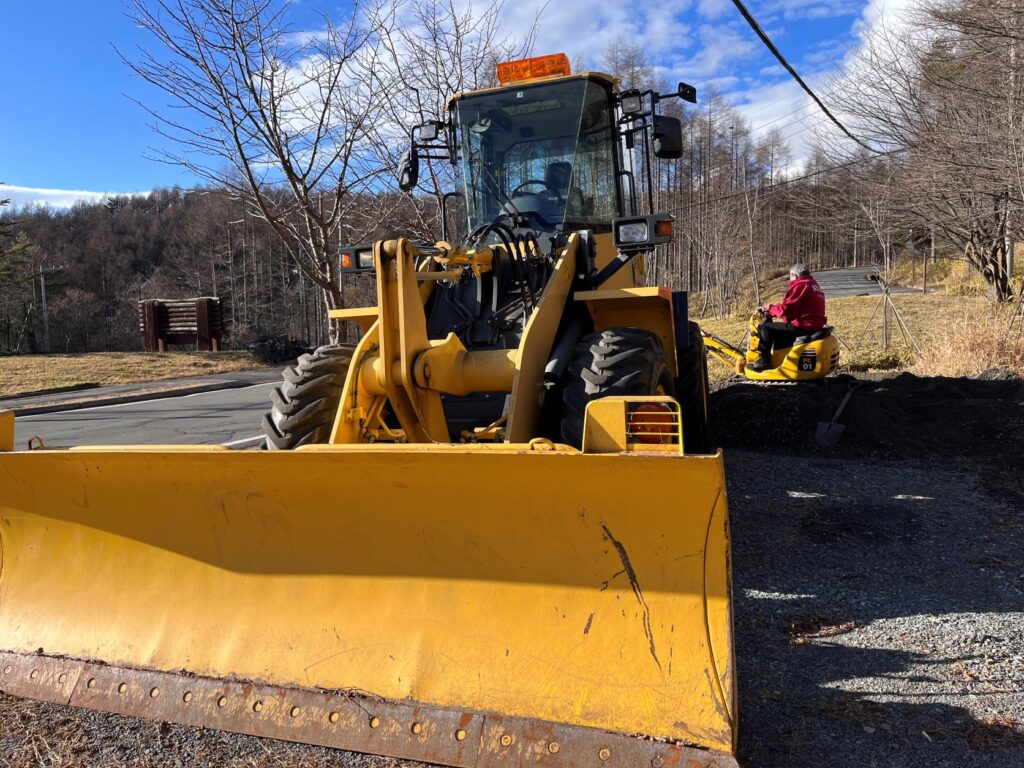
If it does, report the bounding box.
[511,179,561,199]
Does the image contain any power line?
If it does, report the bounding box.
[750,100,818,134]
[735,93,815,125]
[663,149,900,213]
[729,0,877,152]
[776,113,831,146]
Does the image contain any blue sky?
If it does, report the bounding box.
[0,0,897,209]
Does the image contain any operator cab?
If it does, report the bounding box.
[395,52,694,250]
[453,73,622,235]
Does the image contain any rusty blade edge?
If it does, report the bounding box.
[0,650,738,768]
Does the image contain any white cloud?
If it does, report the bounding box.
[500,0,697,65]
[0,184,119,210]
[673,21,759,78]
[775,1,862,21]
[853,0,917,41]
[697,0,730,20]
[281,29,331,47]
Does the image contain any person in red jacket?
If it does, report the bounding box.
[750,263,827,372]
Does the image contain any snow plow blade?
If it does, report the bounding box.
[0,443,736,767]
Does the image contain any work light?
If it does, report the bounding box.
[612,214,675,253]
[617,220,649,244]
[620,90,643,116]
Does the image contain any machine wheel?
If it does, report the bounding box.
[560,327,674,448]
[675,321,714,454]
[262,345,353,449]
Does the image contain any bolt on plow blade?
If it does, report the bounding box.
[0,446,737,767]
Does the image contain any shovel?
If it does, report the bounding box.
[815,381,860,447]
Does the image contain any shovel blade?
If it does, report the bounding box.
[815,420,846,447]
[0,443,738,765]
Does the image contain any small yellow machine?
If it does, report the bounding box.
[0,55,737,768]
[703,312,840,382]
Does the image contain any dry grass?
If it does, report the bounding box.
[910,311,1024,378]
[889,247,1024,296]
[697,290,1024,381]
[0,351,267,398]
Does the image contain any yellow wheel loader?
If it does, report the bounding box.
[0,53,738,768]
[702,312,840,382]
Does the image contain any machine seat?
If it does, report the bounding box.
[793,325,833,344]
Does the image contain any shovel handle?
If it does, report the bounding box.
[829,380,861,425]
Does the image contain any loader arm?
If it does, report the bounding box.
[330,235,580,444]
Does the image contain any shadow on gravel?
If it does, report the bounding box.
[712,370,1024,507]
[712,373,1024,766]
[724,442,1024,765]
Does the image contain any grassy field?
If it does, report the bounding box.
[698,290,1023,382]
[0,351,267,398]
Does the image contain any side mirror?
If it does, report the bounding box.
[398,148,419,192]
[652,116,683,160]
[677,82,697,104]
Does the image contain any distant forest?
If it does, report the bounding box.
[0,188,402,354]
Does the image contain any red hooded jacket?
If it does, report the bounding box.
[768,274,827,330]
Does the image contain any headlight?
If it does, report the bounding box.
[612,214,675,253]
[356,248,374,269]
[617,221,649,244]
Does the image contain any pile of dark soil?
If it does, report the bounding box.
[710,372,1024,461]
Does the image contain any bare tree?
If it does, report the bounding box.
[367,0,541,241]
[600,37,659,93]
[826,0,1023,300]
[124,0,394,339]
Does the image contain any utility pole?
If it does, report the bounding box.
[883,233,891,348]
[729,125,736,189]
[925,224,934,294]
[34,266,63,354]
[1006,2,1017,284]
[39,271,49,353]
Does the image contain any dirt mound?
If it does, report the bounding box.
[710,372,1024,461]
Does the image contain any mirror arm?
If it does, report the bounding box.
[641,128,655,216]
[617,170,638,217]
[440,191,464,242]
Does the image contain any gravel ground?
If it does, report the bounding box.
[1,373,1022,767]
[729,451,1024,767]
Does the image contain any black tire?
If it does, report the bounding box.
[675,321,713,454]
[560,327,674,448]
[262,345,353,450]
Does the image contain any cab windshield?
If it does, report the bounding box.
[455,77,620,234]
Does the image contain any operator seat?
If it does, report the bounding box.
[793,326,834,344]
[545,162,585,216]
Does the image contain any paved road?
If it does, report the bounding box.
[814,266,914,298]
[13,382,274,449]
